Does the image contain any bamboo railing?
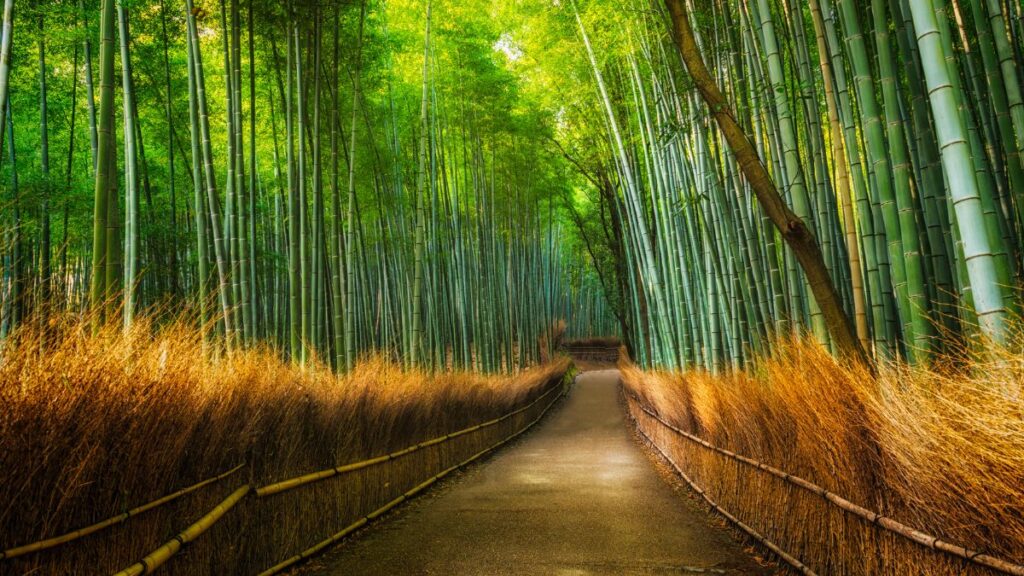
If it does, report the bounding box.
[631,417,817,576]
[626,392,1024,576]
[255,381,564,498]
[256,380,568,576]
[0,463,245,561]
[560,344,619,363]
[2,373,570,576]
[111,485,252,576]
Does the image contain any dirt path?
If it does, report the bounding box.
[313,370,771,575]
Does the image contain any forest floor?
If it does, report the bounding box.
[305,369,772,575]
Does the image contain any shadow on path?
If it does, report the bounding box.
[311,369,772,575]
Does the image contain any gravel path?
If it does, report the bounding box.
[315,369,772,575]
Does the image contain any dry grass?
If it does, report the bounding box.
[0,316,570,575]
[621,336,1024,575]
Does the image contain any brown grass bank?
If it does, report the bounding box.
[0,319,571,575]
[621,338,1024,575]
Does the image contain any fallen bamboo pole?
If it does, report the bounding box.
[255,381,563,498]
[110,484,251,576]
[256,380,569,576]
[626,392,1024,576]
[0,463,245,561]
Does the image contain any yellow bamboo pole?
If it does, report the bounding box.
[626,393,1024,576]
[110,485,251,576]
[255,381,563,497]
[256,381,568,576]
[0,464,245,560]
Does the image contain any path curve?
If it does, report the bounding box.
[314,370,771,575]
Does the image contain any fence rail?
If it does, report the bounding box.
[0,463,245,561]
[632,420,818,575]
[111,485,251,576]
[626,392,1024,576]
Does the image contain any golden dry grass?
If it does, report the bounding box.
[621,336,1024,575]
[0,316,570,575]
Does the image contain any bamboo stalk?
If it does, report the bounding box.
[256,379,568,576]
[627,393,1024,576]
[0,464,244,560]
[255,380,563,497]
[110,484,250,576]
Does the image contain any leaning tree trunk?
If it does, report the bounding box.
[663,0,871,369]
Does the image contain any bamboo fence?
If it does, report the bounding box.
[1,371,571,576]
[0,464,245,561]
[625,391,1024,576]
[255,379,568,575]
[254,381,565,498]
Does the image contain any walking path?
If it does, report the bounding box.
[316,370,771,575]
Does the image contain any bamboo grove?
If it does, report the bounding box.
[537,0,1024,370]
[0,0,617,371]
[6,0,1019,375]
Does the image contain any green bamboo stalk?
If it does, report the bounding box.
[186,24,208,342]
[410,0,432,367]
[908,0,1008,342]
[186,0,235,341]
[89,0,116,322]
[118,4,140,329]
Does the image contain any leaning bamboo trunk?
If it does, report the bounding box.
[663,0,871,369]
[186,0,235,340]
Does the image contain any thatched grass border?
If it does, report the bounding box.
[256,380,567,575]
[1,364,572,575]
[624,390,1024,576]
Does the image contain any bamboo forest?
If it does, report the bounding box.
[1,0,1023,574]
